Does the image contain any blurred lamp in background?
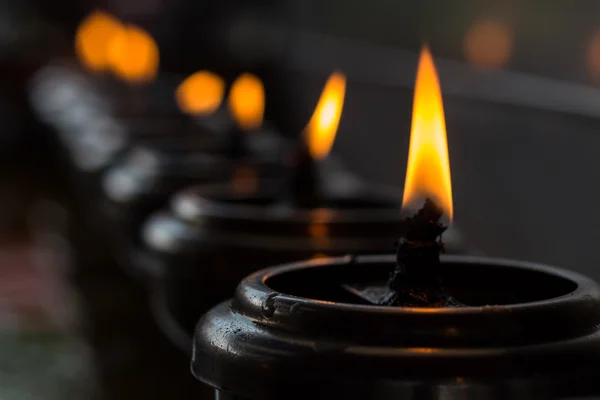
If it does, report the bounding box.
[75,10,159,85]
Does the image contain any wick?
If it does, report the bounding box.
[381,197,462,307]
[228,125,247,160]
[284,140,322,208]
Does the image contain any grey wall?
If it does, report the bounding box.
[289,71,600,282]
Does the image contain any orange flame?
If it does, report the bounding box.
[176,71,225,115]
[305,72,346,160]
[403,47,453,221]
[75,11,124,72]
[228,73,265,130]
[107,24,159,84]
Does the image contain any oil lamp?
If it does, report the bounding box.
[286,71,346,207]
[224,72,279,162]
[32,11,286,178]
[190,48,600,399]
[97,72,289,245]
[140,68,468,354]
[34,11,187,154]
[75,10,162,115]
[28,62,152,178]
[175,70,287,163]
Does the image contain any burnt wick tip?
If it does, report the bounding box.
[382,198,462,308]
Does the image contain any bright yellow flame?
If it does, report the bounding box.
[176,71,225,115]
[107,25,159,84]
[75,11,124,72]
[403,47,453,221]
[305,72,346,160]
[228,73,265,130]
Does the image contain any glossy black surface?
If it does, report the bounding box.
[141,176,408,344]
[193,255,600,399]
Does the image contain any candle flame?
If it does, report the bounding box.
[75,11,124,72]
[176,71,225,116]
[228,73,265,130]
[305,72,346,160]
[107,24,159,84]
[403,47,453,221]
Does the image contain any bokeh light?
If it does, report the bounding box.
[587,29,600,79]
[75,11,125,72]
[228,73,265,130]
[175,71,225,115]
[464,19,513,69]
[107,25,159,84]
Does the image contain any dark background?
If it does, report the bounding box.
[276,0,600,280]
[3,2,600,398]
[5,0,600,278]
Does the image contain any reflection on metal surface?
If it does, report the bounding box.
[464,19,512,69]
[29,66,110,124]
[311,208,334,224]
[142,213,190,253]
[308,222,331,248]
[103,148,159,202]
[72,117,127,171]
[308,223,328,239]
[409,347,437,354]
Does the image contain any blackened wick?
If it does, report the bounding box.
[287,141,321,208]
[382,198,461,307]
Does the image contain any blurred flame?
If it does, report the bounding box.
[75,11,124,72]
[228,73,265,130]
[308,223,328,238]
[464,19,512,69]
[176,71,225,115]
[403,47,453,221]
[107,25,159,83]
[305,72,346,160]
